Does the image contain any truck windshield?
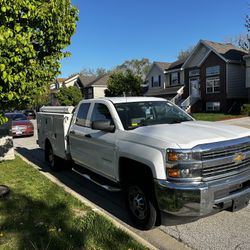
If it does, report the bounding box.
[114,101,193,130]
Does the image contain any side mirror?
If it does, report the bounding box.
[91,120,115,133]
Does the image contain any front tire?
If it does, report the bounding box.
[125,183,157,230]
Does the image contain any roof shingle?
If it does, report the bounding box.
[202,40,247,61]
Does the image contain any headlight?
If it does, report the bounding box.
[167,149,201,162]
[166,149,202,180]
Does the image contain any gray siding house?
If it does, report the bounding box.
[145,40,248,113]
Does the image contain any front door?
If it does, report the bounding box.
[189,77,200,98]
[69,102,116,179]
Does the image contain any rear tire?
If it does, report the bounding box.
[45,143,60,171]
[125,182,157,230]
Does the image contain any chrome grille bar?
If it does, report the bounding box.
[196,137,250,181]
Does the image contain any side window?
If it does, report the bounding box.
[76,103,90,127]
[91,103,112,123]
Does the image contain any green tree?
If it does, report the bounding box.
[56,86,82,106]
[105,70,142,97]
[0,0,78,124]
[177,46,194,61]
[116,58,151,79]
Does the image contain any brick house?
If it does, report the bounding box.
[145,40,248,113]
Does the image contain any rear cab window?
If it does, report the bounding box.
[75,103,91,127]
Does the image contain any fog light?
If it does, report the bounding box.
[180,169,190,177]
[168,168,180,178]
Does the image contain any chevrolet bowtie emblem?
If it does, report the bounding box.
[233,153,245,163]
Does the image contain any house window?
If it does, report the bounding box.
[206,102,220,112]
[170,72,179,85]
[151,76,160,87]
[206,77,220,94]
[206,65,220,76]
[85,87,93,99]
[76,103,91,127]
[189,69,200,77]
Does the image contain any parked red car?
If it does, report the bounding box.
[5,113,34,137]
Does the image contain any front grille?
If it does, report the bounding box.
[202,143,250,160]
[200,138,250,181]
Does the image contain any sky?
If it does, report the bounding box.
[59,0,249,78]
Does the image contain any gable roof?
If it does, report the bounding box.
[78,75,97,87]
[182,39,247,68]
[202,40,247,61]
[154,61,171,71]
[88,73,110,87]
[56,78,66,83]
[167,58,186,71]
[146,61,171,79]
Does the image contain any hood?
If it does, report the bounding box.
[12,120,32,126]
[128,121,250,149]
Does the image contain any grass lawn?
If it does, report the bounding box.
[191,113,245,122]
[0,157,147,250]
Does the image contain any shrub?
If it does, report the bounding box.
[240,103,250,116]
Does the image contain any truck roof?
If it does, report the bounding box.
[86,97,167,104]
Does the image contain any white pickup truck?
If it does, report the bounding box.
[37,97,250,230]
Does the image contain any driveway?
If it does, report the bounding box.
[13,119,250,250]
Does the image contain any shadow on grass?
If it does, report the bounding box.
[15,146,200,228]
[0,189,139,250]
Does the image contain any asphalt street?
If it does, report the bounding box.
[13,118,250,250]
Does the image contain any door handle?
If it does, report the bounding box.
[70,130,75,135]
[85,134,92,138]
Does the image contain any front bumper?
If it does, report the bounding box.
[154,170,250,217]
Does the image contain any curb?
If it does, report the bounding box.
[15,151,158,250]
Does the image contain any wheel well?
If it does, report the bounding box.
[44,139,52,161]
[119,157,161,226]
[119,157,154,187]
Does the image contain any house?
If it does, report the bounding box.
[180,40,247,113]
[78,74,99,98]
[49,77,66,105]
[145,40,248,113]
[243,50,250,101]
[144,60,187,99]
[50,77,66,90]
[144,62,171,98]
[50,73,109,105]
[82,74,109,99]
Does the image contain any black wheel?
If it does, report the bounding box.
[45,143,60,171]
[125,183,157,230]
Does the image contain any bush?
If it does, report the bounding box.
[240,103,250,116]
[56,86,83,106]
